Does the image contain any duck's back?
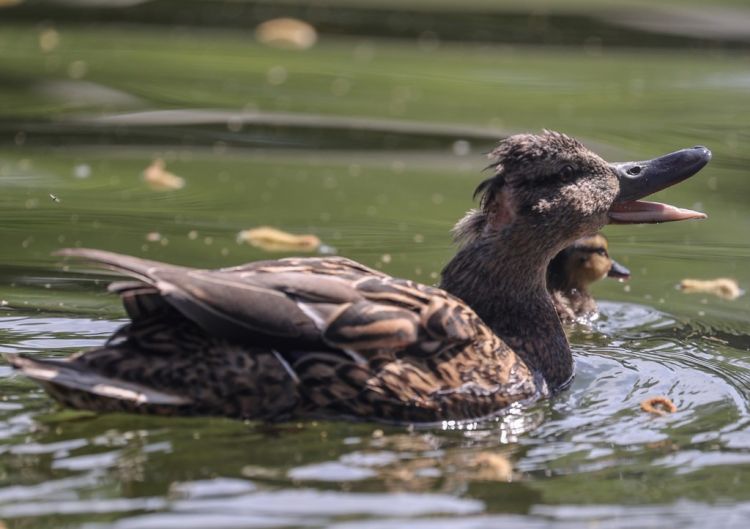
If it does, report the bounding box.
[7,250,538,423]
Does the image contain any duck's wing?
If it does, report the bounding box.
[57,249,370,348]
[55,249,477,356]
[220,255,388,280]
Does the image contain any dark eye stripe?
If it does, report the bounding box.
[576,246,607,256]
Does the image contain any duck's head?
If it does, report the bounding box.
[548,233,630,292]
[453,130,710,256]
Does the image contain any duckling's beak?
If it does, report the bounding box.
[607,259,630,281]
[608,146,711,224]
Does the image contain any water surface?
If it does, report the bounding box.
[1,1,750,528]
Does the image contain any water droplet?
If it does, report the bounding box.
[267,65,288,86]
[73,163,91,179]
[452,140,471,156]
[67,60,88,79]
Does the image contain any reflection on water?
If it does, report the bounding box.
[2,0,750,528]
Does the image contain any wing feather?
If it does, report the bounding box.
[58,249,485,362]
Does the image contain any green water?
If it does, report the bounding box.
[1,1,750,528]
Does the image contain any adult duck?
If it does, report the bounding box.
[547,233,630,323]
[5,132,710,423]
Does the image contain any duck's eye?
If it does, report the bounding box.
[595,248,607,257]
[559,165,576,182]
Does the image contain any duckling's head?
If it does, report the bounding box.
[548,233,631,292]
[453,130,710,258]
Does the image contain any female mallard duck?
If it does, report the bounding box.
[547,233,630,323]
[5,132,710,423]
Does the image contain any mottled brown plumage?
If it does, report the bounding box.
[4,131,710,424]
[547,233,630,323]
[9,253,535,423]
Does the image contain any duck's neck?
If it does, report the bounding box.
[440,224,573,391]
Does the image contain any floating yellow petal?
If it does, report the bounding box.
[38,27,59,53]
[641,396,677,416]
[255,18,318,50]
[143,159,185,191]
[678,277,743,300]
[237,226,321,252]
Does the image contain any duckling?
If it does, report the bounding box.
[5,132,710,423]
[547,233,630,323]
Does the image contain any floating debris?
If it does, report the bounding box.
[49,193,60,203]
[641,396,677,416]
[237,226,322,252]
[143,158,185,191]
[145,232,162,242]
[678,277,743,300]
[255,18,318,50]
[38,26,59,53]
[241,465,282,479]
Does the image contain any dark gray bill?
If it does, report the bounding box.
[607,259,630,280]
[609,145,711,224]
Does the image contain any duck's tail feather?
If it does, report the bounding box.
[3,353,191,412]
[54,248,184,284]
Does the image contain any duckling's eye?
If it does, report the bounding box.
[559,165,576,182]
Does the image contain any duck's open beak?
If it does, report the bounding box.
[608,146,711,224]
[607,259,630,281]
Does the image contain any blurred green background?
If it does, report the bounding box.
[1,2,750,528]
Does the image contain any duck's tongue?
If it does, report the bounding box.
[608,146,711,224]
